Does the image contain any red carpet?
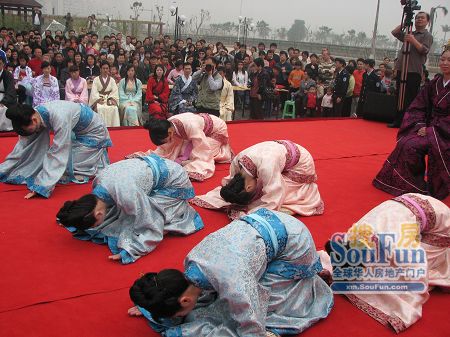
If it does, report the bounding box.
[0,119,448,337]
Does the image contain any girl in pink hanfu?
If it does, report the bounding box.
[128,113,233,181]
[319,193,449,333]
[191,140,324,219]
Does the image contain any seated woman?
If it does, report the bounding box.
[0,101,112,199]
[129,113,233,181]
[119,64,143,126]
[57,153,203,264]
[31,61,60,107]
[319,193,449,333]
[168,62,198,114]
[373,48,449,200]
[191,140,324,218]
[146,65,170,120]
[128,209,333,337]
[89,60,120,127]
[65,65,89,105]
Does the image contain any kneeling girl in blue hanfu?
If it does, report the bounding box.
[128,209,333,336]
[0,101,112,199]
[57,154,204,264]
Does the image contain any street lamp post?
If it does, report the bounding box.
[371,0,381,59]
[242,18,254,47]
[170,5,186,41]
[237,16,243,42]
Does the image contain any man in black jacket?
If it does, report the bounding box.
[249,58,269,120]
[0,50,18,130]
[333,58,349,117]
[357,58,381,115]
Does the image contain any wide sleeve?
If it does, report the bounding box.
[89,78,101,107]
[100,180,166,264]
[118,79,127,103]
[133,80,143,104]
[50,76,60,101]
[183,119,215,180]
[251,155,286,212]
[28,110,76,197]
[145,78,155,103]
[159,81,170,103]
[168,79,182,110]
[79,79,89,105]
[109,80,119,103]
[65,80,76,101]
[398,79,432,138]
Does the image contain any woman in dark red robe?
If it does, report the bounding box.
[146,65,170,120]
[373,49,450,200]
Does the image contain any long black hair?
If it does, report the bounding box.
[123,64,138,95]
[143,117,172,145]
[220,173,254,205]
[129,269,189,320]
[56,194,98,230]
[153,64,165,81]
[6,104,35,136]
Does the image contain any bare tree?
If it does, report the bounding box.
[277,27,287,40]
[256,20,270,39]
[191,9,211,36]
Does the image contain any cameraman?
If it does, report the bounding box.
[389,5,433,128]
[192,57,223,117]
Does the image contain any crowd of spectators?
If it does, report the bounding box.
[0,19,432,128]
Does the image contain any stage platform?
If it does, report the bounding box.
[0,118,448,337]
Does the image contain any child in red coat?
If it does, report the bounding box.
[305,85,317,117]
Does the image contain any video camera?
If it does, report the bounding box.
[401,0,421,11]
[401,0,421,28]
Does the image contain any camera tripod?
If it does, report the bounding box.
[397,0,421,113]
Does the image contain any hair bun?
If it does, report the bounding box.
[56,200,75,222]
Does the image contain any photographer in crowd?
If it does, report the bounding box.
[192,57,223,117]
[389,5,433,128]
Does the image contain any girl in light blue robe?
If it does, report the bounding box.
[57,153,204,264]
[118,65,143,126]
[0,101,112,199]
[129,209,333,336]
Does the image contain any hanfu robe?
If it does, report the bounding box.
[138,209,334,336]
[168,75,198,114]
[89,75,120,127]
[192,140,324,218]
[64,154,204,264]
[31,74,60,107]
[373,75,449,200]
[118,78,143,126]
[220,78,234,121]
[146,77,170,120]
[136,112,233,181]
[65,77,89,105]
[318,193,450,333]
[0,69,17,131]
[0,100,112,198]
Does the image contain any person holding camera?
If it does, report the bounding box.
[389,7,433,128]
[192,57,223,117]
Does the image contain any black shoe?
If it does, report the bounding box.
[387,123,400,128]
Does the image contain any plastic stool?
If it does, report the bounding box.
[282,100,296,119]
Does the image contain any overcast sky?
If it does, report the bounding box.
[52,0,449,40]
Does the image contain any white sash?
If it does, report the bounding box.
[180,76,192,93]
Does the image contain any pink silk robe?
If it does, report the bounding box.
[191,140,324,218]
[148,113,233,181]
[65,77,89,105]
[318,193,450,333]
